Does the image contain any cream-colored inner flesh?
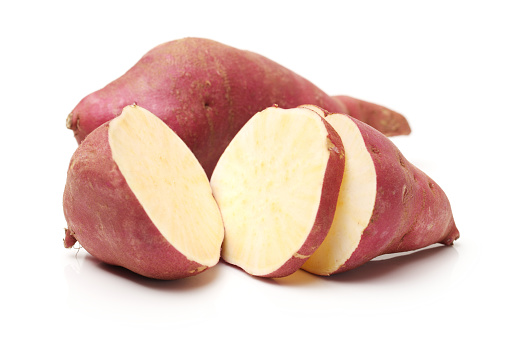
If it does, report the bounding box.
[210,107,331,276]
[302,113,377,275]
[109,105,224,267]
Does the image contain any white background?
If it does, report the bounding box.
[2,1,508,338]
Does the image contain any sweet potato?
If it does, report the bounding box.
[66,37,410,177]
[63,105,224,280]
[300,106,459,275]
[210,106,345,277]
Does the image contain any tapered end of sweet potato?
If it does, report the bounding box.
[66,92,122,144]
[63,228,77,248]
[66,112,73,130]
[441,219,460,246]
[334,95,411,136]
[66,111,85,143]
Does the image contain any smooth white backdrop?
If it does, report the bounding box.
[1,1,507,338]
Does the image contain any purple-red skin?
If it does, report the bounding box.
[67,37,409,177]
[260,116,346,278]
[63,123,209,280]
[323,113,459,274]
[333,95,411,137]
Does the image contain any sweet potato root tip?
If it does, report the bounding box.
[66,112,73,130]
[63,228,77,248]
[333,95,412,136]
[441,220,460,245]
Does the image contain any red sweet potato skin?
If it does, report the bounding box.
[261,116,345,278]
[330,114,458,274]
[333,95,411,137]
[67,38,409,177]
[63,124,206,280]
[68,38,346,177]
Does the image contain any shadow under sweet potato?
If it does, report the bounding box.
[318,243,459,283]
[78,254,221,291]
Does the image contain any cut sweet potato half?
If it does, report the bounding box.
[63,105,224,279]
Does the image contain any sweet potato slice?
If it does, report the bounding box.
[210,106,345,278]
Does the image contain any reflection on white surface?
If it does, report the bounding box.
[62,243,461,323]
[63,251,222,322]
[56,242,470,339]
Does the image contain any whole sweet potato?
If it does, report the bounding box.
[66,38,410,176]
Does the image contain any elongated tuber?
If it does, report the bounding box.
[66,38,410,177]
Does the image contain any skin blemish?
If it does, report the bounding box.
[402,185,410,203]
[399,152,406,167]
[327,137,340,153]
[66,112,73,129]
[69,158,77,170]
[189,266,207,274]
[293,252,310,259]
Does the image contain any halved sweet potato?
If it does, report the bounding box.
[63,105,224,280]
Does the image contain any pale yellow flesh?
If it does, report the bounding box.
[210,107,332,276]
[302,112,377,275]
[109,105,224,267]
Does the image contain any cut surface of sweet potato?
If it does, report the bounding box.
[210,106,344,277]
[109,106,224,267]
[301,113,376,274]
